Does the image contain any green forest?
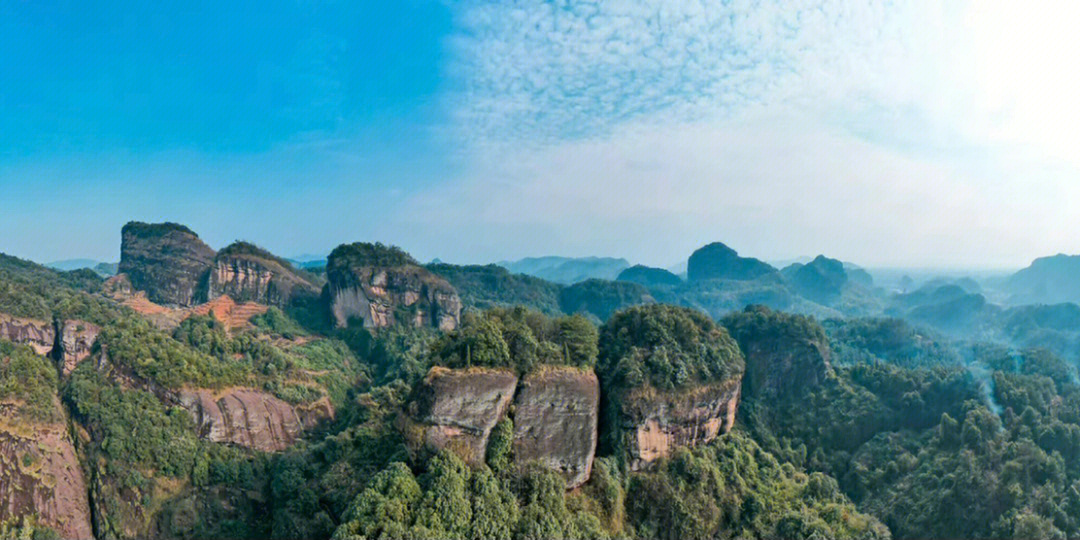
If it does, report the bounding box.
[4,245,1080,540]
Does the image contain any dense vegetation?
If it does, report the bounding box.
[598,304,743,392]
[430,307,598,373]
[0,339,60,421]
[16,234,1080,539]
[327,243,417,276]
[0,253,123,323]
[428,263,563,314]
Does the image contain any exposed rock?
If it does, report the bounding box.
[174,388,332,452]
[617,378,741,470]
[512,367,599,489]
[105,275,268,332]
[405,367,518,464]
[687,242,777,282]
[118,222,216,307]
[0,398,93,539]
[327,243,461,330]
[0,313,54,356]
[56,320,101,376]
[187,295,269,331]
[207,242,321,307]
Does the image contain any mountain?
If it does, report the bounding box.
[781,255,848,304]
[616,264,683,288]
[1005,253,1080,305]
[686,242,777,282]
[497,255,630,284]
[45,258,101,271]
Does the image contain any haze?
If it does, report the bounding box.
[3,1,1079,269]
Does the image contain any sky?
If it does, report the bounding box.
[3,0,1080,269]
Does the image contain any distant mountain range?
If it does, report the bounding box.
[497,256,630,284]
[46,259,118,277]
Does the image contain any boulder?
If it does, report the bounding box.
[512,367,599,489]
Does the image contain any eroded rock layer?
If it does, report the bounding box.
[0,400,93,539]
[175,388,332,452]
[0,314,54,356]
[407,367,518,464]
[330,267,462,331]
[208,246,320,307]
[620,377,742,470]
[512,367,599,489]
[57,320,101,376]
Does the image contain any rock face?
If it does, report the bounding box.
[0,400,94,539]
[407,367,518,464]
[687,242,777,282]
[618,378,741,470]
[56,320,101,376]
[207,242,321,307]
[512,367,599,489]
[119,222,216,307]
[174,388,332,452]
[327,243,461,330]
[0,313,54,356]
[0,314,101,375]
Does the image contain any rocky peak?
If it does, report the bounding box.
[687,242,777,282]
[208,242,321,307]
[326,243,461,330]
[119,221,216,307]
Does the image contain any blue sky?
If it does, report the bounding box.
[3,1,1080,268]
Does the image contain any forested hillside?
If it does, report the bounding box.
[5,225,1080,539]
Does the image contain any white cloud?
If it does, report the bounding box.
[430,0,1080,268]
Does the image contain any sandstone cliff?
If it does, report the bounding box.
[0,313,101,376]
[207,242,321,307]
[118,222,216,307]
[512,366,599,489]
[56,320,100,376]
[617,377,741,470]
[0,398,93,539]
[404,367,518,464]
[173,388,333,452]
[327,243,461,330]
[0,313,54,356]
